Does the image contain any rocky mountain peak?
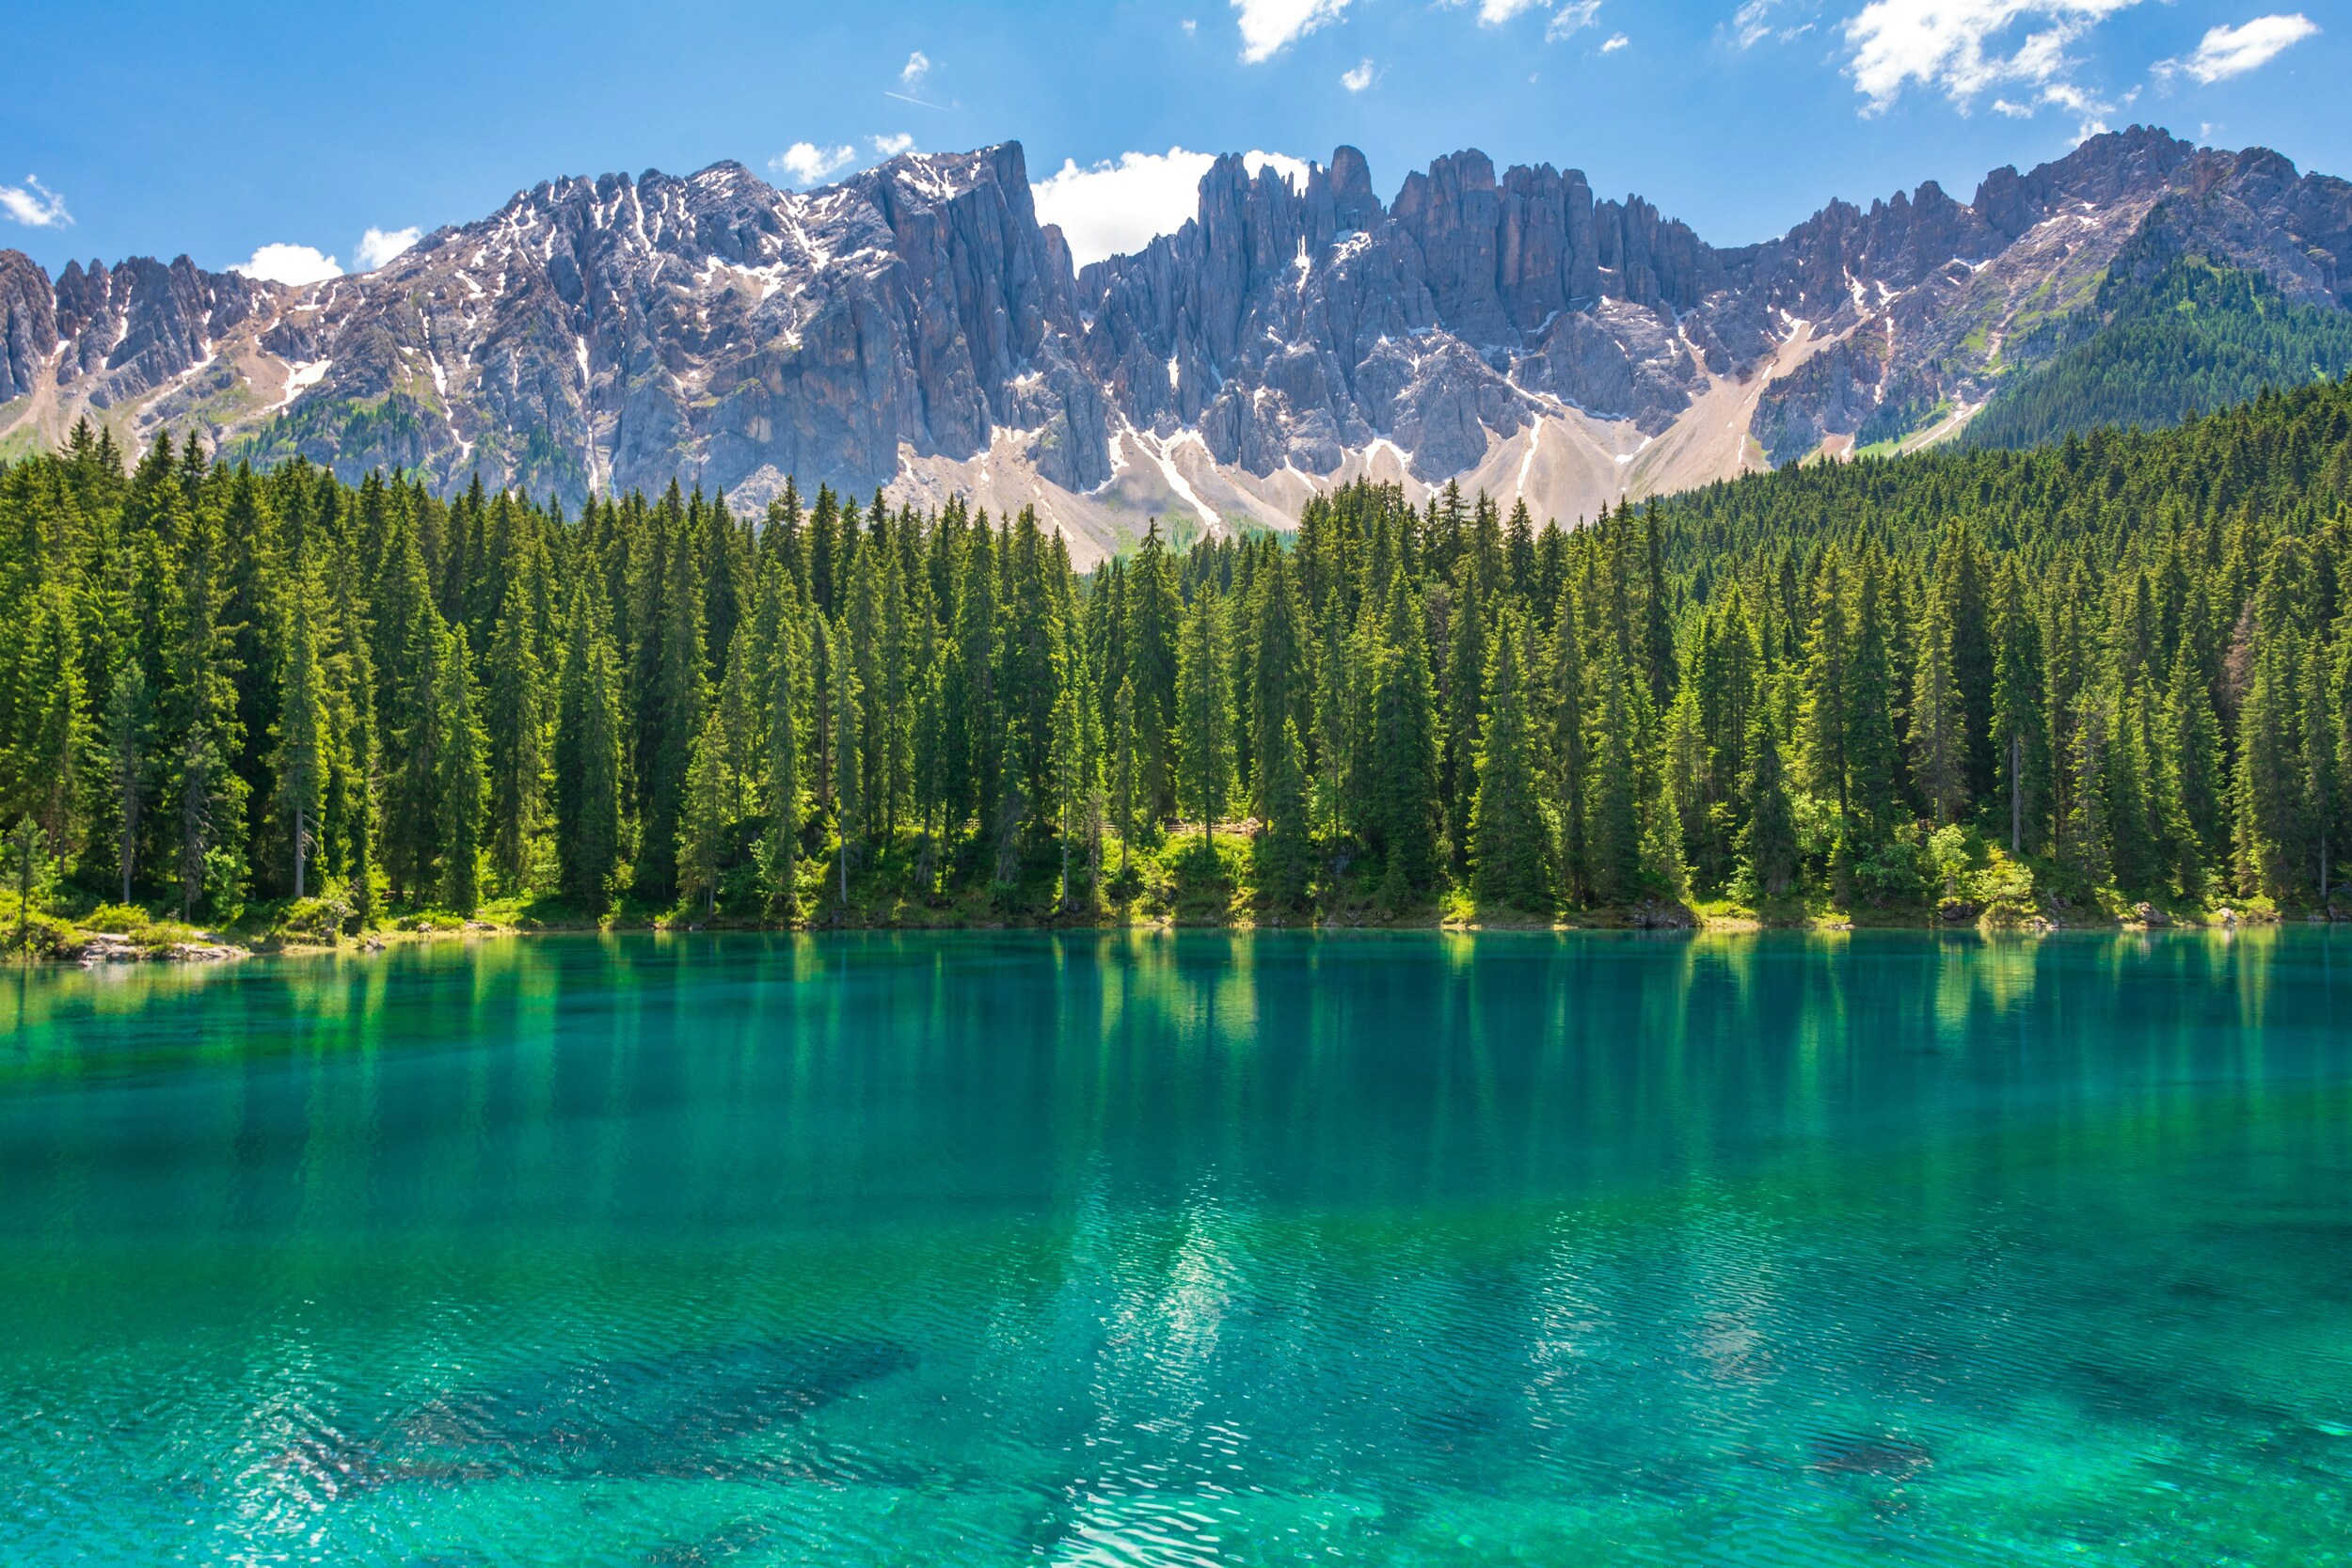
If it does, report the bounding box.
[3,125,2345,563]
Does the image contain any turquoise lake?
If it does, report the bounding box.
[2,930,2349,1565]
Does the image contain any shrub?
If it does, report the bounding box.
[279,891,355,942]
[1968,851,2039,924]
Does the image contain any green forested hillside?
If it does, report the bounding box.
[1964,254,2352,451]
[2,378,2350,946]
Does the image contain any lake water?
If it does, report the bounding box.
[3,931,2349,1565]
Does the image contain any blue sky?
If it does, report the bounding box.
[1,0,2340,280]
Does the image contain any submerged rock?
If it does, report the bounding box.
[1807,1432,1933,1477]
[274,1336,916,1491]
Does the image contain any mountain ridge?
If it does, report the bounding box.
[3,125,2346,562]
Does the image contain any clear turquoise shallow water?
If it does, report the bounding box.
[3,931,2350,1566]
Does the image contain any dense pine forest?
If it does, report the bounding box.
[3,375,2352,949]
[1963,245,2352,451]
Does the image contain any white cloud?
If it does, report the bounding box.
[355,225,421,271]
[871,132,916,157]
[1035,147,1310,267]
[1598,30,1629,50]
[2155,13,2318,84]
[900,50,930,85]
[0,174,71,229]
[1732,0,1816,48]
[1453,0,1599,37]
[1341,57,1377,90]
[231,243,343,287]
[1842,0,2141,117]
[1183,18,1198,34]
[770,142,857,186]
[2038,78,2112,138]
[1232,0,1351,62]
[1547,0,1603,40]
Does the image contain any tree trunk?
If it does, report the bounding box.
[2010,735,2023,855]
[14,829,31,953]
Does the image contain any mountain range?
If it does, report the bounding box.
[3,124,2347,562]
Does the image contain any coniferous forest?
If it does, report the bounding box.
[4,376,2352,949]
[1963,247,2352,452]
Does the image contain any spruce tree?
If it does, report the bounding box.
[678,709,731,914]
[1740,703,1799,898]
[1248,550,1308,817]
[1470,610,1551,911]
[2220,629,2296,902]
[1843,546,1904,831]
[1911,585,1968,824]
[2063,682,2114,889]
[1551,574,1591,904]
[2302,638,2340,902]
[1990,561,2049,855]
[271,562,328,899]
[160,484,246,919]
[97,656,153,906]
[1661,683,1710,889]
[1368,577,1441,898]
[1128,521,1183,826]
[326,553,379,928]
[385,607,448,905]
[1693,588,1759,864]
[756,562,807,917]
[1112,675,1138,875]
[484,575,547,894]
[2166,634,2224,896]
[434,624,486,913]
[552,585,624,912]
[825,614,865,906]
[1255,716,1312,911]
[635,492,708,900]
[8,585,88,863]
[1174,581,1233,851]
[1799,547,1851,813]
[1442,563,1487,867]
[1588,641,1645,906]
[1641,507,1677,708]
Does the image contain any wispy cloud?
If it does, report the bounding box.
[1341,57,1377,90]
[1731,0,1817,49]
[231,243,342,287]
[356,226,421,271]
[1232,0,1351,63]
[1598,31,1629,51]
[0,174,71,229]
[1842,0,2140,129]
[1452,0,1600,40]
[900,50,930,86]
[2155,13,2318,84]
[770,142,856,187]
[1035,147,1309,266]
[1547,1,1602,40]
[871,132,915,157]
